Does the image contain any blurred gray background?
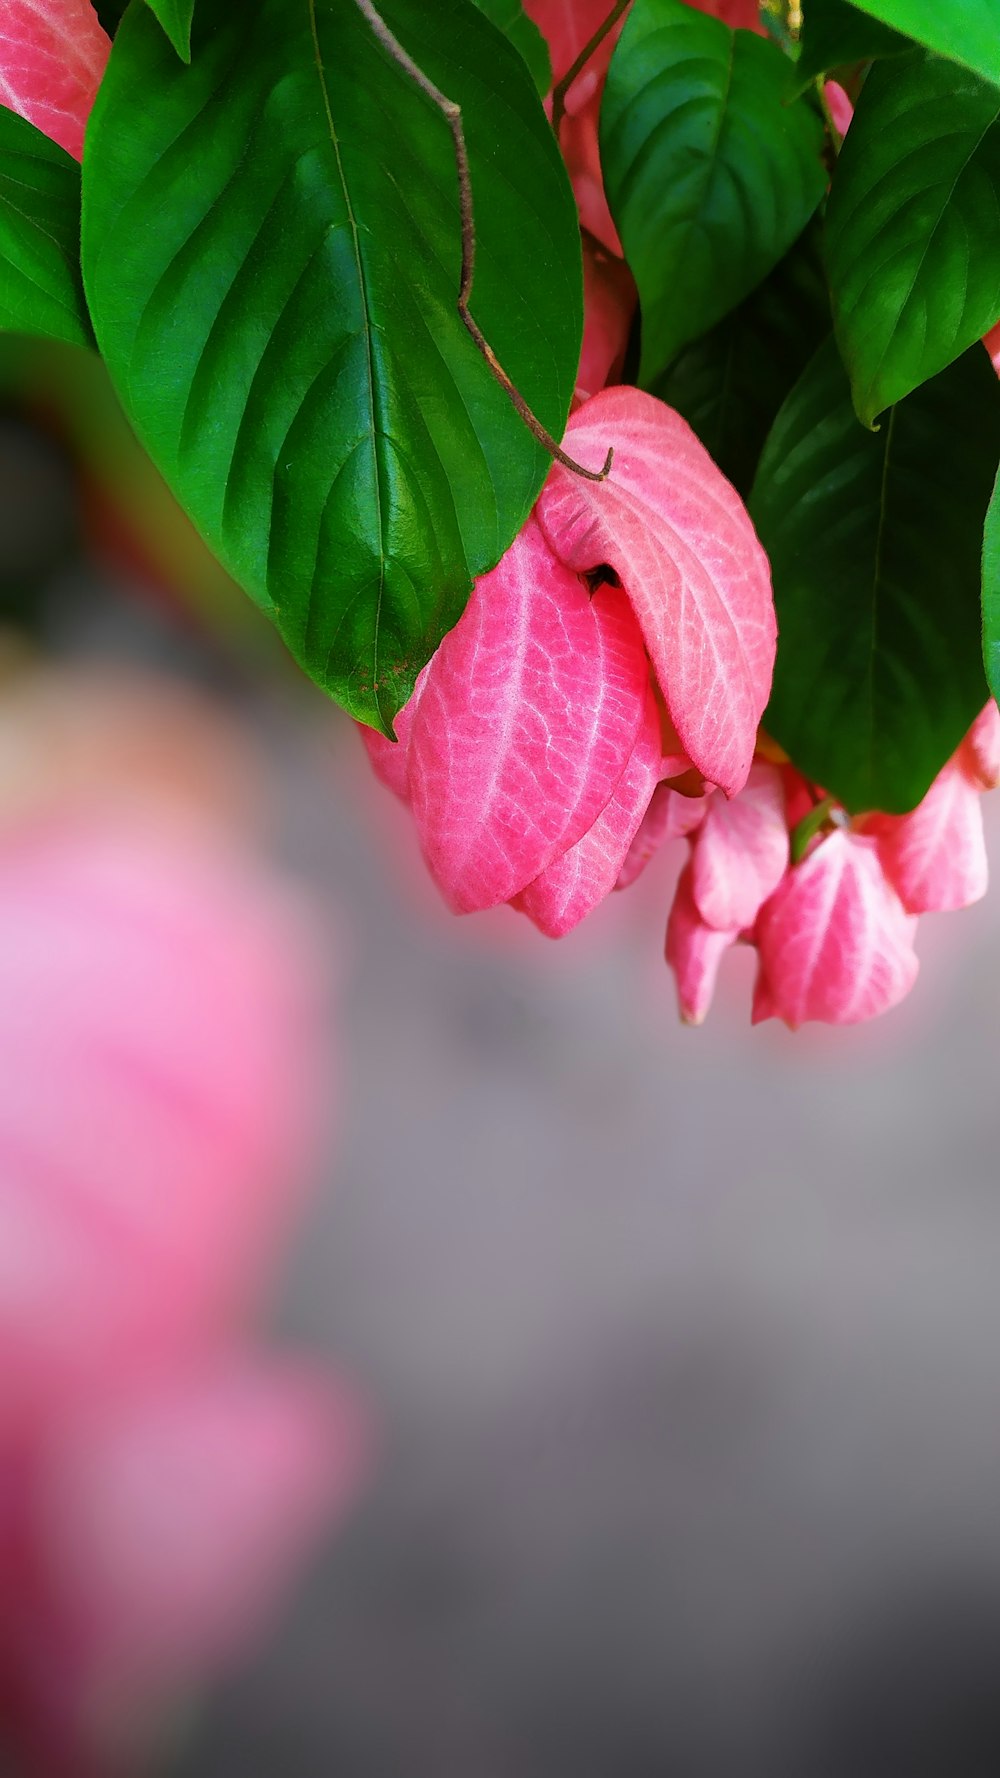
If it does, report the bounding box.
[7,407,1000,1778]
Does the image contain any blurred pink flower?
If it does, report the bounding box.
[0,0,109,161]
[0,674,369,1774]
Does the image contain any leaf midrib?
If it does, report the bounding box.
[306,0,389,725]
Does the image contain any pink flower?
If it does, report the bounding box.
[665,862,740,1025]
[576,233,637,406]
[0,762,368,1768]
[752,830,919,1027]
[861,761,988,915]
[0,0,110,161]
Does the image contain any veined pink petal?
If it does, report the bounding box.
[537,388,776,798]
[690,761,789,931]
[576,235,637,405]
[665,862,739,1025]
[0,0,110,161]
[615,780,710,891]
[862,761,988,914]
[514,684,661,935]
[960,700,1000,790]
[356,664,429,804]
[408,517,650,913]
[753,830,919,1027]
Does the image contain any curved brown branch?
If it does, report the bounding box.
[352,0,612,484]
[550,0,632,141]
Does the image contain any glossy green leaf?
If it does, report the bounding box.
[651,225,830,498]
[81,0,582,731]
[0,107,92,349]
[750,338,1000,814]
[845,0,1000,87]
[826,50,1000,427]
[144,0,195,60]
[794,0,909,87]
[982,464,1000,703]
[601,0,826,383]
[471,0,550,93]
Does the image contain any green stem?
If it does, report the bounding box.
[790,795,836,864]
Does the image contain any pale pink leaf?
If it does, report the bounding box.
[537,387,776,798]
[615,780,710,891]
[753,830,919,1027]
[690,761,789,931]
[407,516,650,913]
[514,685,661,935]
[0,0,110,161]
[665,862,739,1025]
[862,761,988,914]
[960,700,1000,790]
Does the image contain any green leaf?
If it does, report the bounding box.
[0,107,92,350]
[794,0,910,87]
[825,49,1000,427]
[982,464,1000,702]
[750,338,1000,814]
[844,0,1000,88]
[651,223,830,498]
[471,0,550,94]
[81,0,582,731]
[600,0,826,384]
[143,0,195,60]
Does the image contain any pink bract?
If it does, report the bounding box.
[753,830,919,1027]
[407,515,650,913]
[0,0,109,160]
[576,234,637,405]
[690,761,788,932]
[0,813,329,1441]
[514,684,661,935]
[615,779,710,891]
[960,700,1000,790]
[863,760,989,915]
[537,387,776,798]
[665,862,740,1025]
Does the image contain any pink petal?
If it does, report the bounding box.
[22,1363,368,1743]
[960,700,1000,790]
[685,0,765,30]
[537,387,776,798]
[576,235,637,405]
[408,516,650,913]
[563,100,623,255]
[522,0,625,107]
[0,814,331,1437]
[0,0,110,161]
[690,761,789,931]
[514,683,661,935]
[824,78,854,138]
[615,779,710,890]
[984,320,1000,376]
[665,862,740,1025]
[862,761,988,914]
[753,830,919,1027]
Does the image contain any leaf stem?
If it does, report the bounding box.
[351,0,612,482]
[551,0,632,141]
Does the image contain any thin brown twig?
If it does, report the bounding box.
[551,0,632,142]
[352,0,612,483]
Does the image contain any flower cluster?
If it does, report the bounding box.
[633,703,1000,1025]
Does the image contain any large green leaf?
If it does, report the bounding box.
[750,338,1000,814]
[81,0,582,730]
[826,50,1000,427]
[472,0,550,94]
[0,107,92,349]
[600,0,826,384]
[846,0,1000,87]
[794,0,909,87]
[651,225,830,498]
[144,0,195,60]
[983,464,1000,702]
